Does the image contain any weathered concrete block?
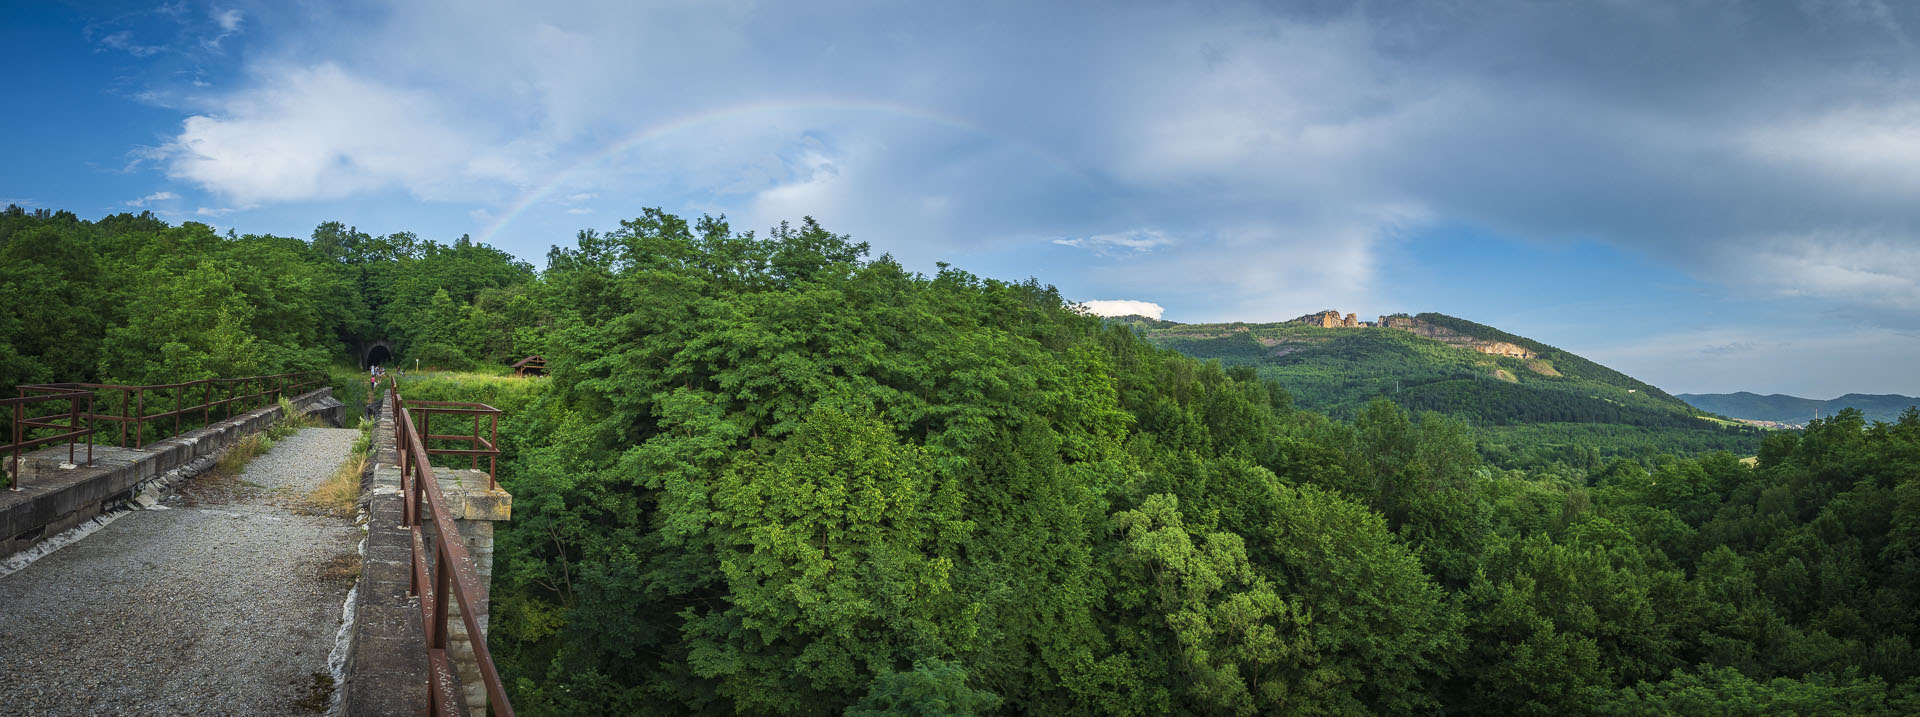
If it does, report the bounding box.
[148,441,184,471]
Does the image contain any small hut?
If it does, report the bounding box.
[511,355,547,377]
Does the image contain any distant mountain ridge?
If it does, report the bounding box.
[1118,310,1762,468]
[1678,392,1920,425]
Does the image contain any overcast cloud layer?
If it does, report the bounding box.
[15,0,1920,396]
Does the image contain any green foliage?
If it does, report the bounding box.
[1135,316,1763,470]
[9,203,1919,716]
[1409,312,1676,400]
[845,659,1002,717]
[1594,665,1920,716]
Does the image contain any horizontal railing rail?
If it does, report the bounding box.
[4,371,326,490]
[18,371,326,450]
[404,399,502,489]
[388,378,512,716]
[2,389,94,491]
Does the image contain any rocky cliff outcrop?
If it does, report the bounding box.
[1293,310,1364,328]
[1291,311,1539,359]
[1388,318,1538,358]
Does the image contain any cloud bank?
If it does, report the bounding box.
[1078,300,1166,320]
[136,0,1920,334]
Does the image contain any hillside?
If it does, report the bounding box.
[1125,312,1762,468]
[1679,391,1920,425]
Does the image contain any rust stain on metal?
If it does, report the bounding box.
[389,378,515,716]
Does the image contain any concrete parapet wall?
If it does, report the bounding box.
[0,388,344,560]
[345,399,512,717]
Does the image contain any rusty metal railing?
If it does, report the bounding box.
[405,399,501,489]
[2,388,94,491]
[388,378,513,715]
[18,371,326,450]
[4,371,326,491]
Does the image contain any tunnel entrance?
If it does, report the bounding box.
[364,342,394,369]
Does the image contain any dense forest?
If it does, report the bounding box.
[4,206,1918,714]
[0,205,539,391]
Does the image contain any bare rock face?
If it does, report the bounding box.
[1292,310,1367,328]
[1292,310,1347,328]
[1393,320,1539,358]
[1285,311,1543,359]
[1478,341,1534,359]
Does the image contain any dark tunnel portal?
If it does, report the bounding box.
[366,344,393,368]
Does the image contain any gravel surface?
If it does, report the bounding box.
[0,427,362,716]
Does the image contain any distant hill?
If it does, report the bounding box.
[1678,392,1920,425]
[1122,311,1762,469]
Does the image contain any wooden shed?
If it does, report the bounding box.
[511,355,547,377]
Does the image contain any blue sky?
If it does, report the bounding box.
[6,0,1920,398]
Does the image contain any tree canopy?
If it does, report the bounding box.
[5,204,1917,715]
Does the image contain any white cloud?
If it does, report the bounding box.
[123,191,179,207]
[97,30,164,57]
[195,206,241,217]
[131,0,1920,337]
[213,8,243,33]
[565,207,593,215]
[160,63,515,203]
[1053,228,1175,255]
[1078,299,1166,319]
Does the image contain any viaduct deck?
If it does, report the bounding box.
[0,426,362,715]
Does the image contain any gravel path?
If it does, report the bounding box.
[0,427,362,716]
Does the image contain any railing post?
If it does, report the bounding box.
[433,542,453,651]
[67,392,78,464]
[135,388,144,449]
[203,380,212,428]
[11,401,21,491]
[174,385,182,439]
[119,388,129,448]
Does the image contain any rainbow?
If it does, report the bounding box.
[476,97,1096,246]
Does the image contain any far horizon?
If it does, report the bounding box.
[7,1,1920,398]
[1079,305,1919,399]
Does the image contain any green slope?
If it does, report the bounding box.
[1678,391,1920,425]
[1127,313,1763,468]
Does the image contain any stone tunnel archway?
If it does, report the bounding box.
[362,340,394,369]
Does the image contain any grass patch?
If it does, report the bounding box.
[213,433,273,478]
[304,420,372,518]
[306,450,368,518]
[318,552,362,583]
